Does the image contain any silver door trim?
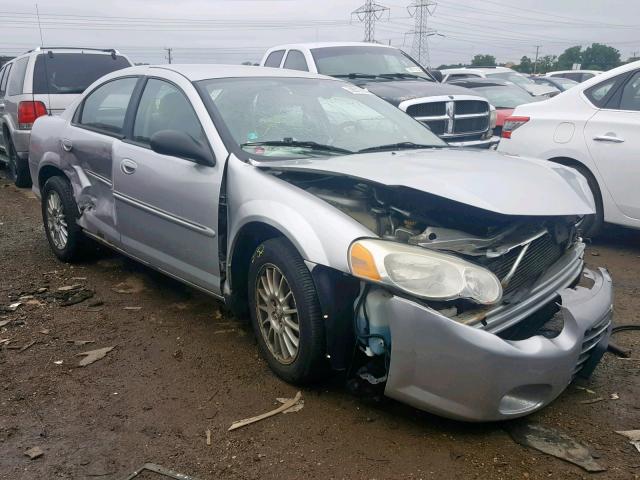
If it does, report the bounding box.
[86,169,113,187]
[113,190,217,238]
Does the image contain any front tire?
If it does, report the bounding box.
[6,137,32,188]
[248,237,327,384]
[42,176,85,262]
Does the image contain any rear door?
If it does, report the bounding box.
[112,76,223,293]
[0,64,9,155]
[584,70,640,220]
[63,76,140,242]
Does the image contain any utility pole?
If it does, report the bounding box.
[351,0,390,43]
[533,45,540,74]
[165,47,173,64]
[406,0,441,68]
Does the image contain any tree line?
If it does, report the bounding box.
[438,43,632,73]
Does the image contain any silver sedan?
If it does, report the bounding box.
[28,65,612,421]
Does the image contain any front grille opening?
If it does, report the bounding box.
[455,100,489,115]
[498,297,562,341]
[423,119,447,135]
[455,117,489,134]
[406,102,446,117]
[481,234,564,297]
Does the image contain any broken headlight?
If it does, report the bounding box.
[349,239,502,305]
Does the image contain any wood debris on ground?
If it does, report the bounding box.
[77,347,114,367]
[229,391,303,431]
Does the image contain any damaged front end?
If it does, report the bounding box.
[277,170,613,421]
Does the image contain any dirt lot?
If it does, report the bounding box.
[1,172,639,480]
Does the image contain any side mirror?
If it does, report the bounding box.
[429,69,443,82]
[150,130,215,166]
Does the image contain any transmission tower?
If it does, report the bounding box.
[351,0,390,43]
[406,0,441,67]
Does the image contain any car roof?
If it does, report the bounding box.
[442,66,512,75]
[266,42,397,52]
[448,78,512,88]
[545,70,602,76]
[114,64,335,82]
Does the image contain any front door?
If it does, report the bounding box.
[585,71,640,220]
[112,78,223,293]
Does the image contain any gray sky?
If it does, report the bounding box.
[1,0,638,67]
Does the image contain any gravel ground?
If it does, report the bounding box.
[1,172,639,480]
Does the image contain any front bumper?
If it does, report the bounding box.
[383,267,613,421]
[448,135,500,149]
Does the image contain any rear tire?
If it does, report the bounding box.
[42,176,85,262]
[7,137,32,188]
[572,163,604,238]
[248,237,327,384]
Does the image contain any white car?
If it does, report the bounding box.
[545,70,603,83]
[498,60,640,236]
[441,66,558,97]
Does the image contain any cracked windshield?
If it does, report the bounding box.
[198,77,445,158]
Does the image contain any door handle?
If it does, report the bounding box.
[593,135,625,143]
[61,138,73,152]
[120,159,138,175]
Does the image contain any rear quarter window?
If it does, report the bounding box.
[33,53,131,95]
[264,50,285,68]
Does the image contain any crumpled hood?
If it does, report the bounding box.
[255,149,595,217]
[355,79,482,106]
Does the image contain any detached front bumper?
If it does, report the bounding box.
[383,267,613,421]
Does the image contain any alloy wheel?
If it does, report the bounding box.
[255,263,300,365]
[46,191,68,250]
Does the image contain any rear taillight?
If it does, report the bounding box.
[501,116,529,139]
[18,101,48,129]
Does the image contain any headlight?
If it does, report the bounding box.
[349,239,502,305]
[489,106,497,130]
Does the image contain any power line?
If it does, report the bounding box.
[351,0,390,42]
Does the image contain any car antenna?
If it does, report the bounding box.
[35,3,52,116]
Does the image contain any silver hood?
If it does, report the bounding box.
[255,149,595,217]
[522,83,558,97]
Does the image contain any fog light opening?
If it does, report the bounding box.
[499,384,553,415]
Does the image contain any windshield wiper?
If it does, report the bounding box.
[241,140,353,155]
[378,73,430,81]
[333,73,379,80]
[358,142,443,153]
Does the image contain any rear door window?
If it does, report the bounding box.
[283,50,309,72]
[78,77,138,135]
[585,76,621,107]
[33,53,131,95]
[0,64,12,97]
[7,57,29,96]
[619,72,640,111]
[264,50,285,68]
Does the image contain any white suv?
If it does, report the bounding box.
[498,60,640,236]
[0,47,132,187]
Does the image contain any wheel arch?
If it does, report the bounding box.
[548,156,603,206]
[226,221,288,319]
[38,164,69,195]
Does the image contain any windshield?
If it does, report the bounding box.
[311,46,433,81]
[33,53,131,95]
[470,84,536,108]
[486,71,535,87]
[552,77,578,89]
[196,77,445,159]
